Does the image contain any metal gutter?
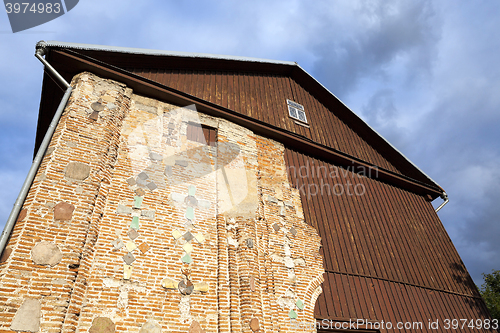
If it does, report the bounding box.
[435,192,449,212]
[0,41,72,257]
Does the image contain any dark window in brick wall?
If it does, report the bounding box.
[187,123,217,147]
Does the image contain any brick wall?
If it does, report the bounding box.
[0,72,324,333]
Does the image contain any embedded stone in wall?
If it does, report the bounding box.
[249,318,260,332]
[89,111,99,121]
[45,146,55,156]
[31,241,63,266]
[246,238,254,248]
[164,165,173,177]
[147,182,157,191]
[193,282,209,292]
[0,247,12,263]
[117,204,132,214]
[198,200,211,209]
[123,253,135,265]
[54,201,75,221]
[138,242,150,254]
[17,208,27,222]
[127,229,139,240]
[141,210,155,219]
[139,320,162,333]
[89,317,115,333]
[189,320,205,333]
[111,239,124,251]
[175,160,188,167]
[65,162,91,181]
[123,264,132,280]
[10,298,41,332]
[161,278,178,289]
[91,102,105,112]
[149,152,163,161]
[178,280,194,295]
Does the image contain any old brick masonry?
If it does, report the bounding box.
[0,72,324,333]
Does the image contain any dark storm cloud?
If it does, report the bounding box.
[310,0,439,99]
[411,72,500,284]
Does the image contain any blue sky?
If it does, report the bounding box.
[0,0,499,287]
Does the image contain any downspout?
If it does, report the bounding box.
[435,192,449,213]
[0,41,72,256]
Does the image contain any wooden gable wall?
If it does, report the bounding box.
[128,68,402,174]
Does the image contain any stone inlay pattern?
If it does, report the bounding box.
[162,185,209,311]
[265,188,318,322]
[170,185,209,264]
[113,176,155,279]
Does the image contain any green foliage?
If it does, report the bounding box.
[479,270,500,320]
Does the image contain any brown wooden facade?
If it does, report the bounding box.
[34,43,495,332]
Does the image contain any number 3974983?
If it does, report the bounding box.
[5,3,61,14]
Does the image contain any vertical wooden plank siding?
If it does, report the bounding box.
[281,148,493,331]
[283,148,478,293]
[129,68,403,174]
[317,273,493,333]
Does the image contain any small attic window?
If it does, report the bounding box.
[187,123,217,147]
[287,99,307,124]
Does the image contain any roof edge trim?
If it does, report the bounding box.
[44,41,297,66]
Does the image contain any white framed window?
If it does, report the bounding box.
[287,99,307,124]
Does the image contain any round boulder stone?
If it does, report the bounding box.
[64,162,90,181]
[54,202,75,221]
[178,279,194,295]
[89,317,115,333]
[249,318,260,332]
[31,241,63,266]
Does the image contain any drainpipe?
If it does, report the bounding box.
[0,41,72,256]
[435,192,449,213]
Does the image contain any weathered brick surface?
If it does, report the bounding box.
[0,73,324,333]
